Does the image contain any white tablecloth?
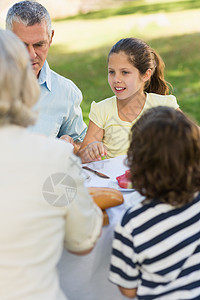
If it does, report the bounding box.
[57,155,144,300]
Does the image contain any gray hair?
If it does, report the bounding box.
[0,29,40,127]
[6,1,52,38]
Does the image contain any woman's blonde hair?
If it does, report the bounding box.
[0,29,40,127]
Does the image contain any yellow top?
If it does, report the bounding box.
[89,93,179,158]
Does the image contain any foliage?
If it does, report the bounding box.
[48,0,200,125]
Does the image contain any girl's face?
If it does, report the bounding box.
[108,51,147,101]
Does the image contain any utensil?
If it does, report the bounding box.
[82,166,110,179]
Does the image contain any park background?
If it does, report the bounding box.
[1,0,200,125]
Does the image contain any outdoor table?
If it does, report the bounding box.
[57,155,143,300]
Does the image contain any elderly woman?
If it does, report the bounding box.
[0,29,102,300]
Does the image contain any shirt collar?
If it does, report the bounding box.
[38,60,51,91]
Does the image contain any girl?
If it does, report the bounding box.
[78,37,179,163]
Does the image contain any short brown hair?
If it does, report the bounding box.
[127,106,200,207]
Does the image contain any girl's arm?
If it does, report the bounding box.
[78,121,107,163]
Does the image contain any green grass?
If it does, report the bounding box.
[56,0,200,20]
[48,0,200,125]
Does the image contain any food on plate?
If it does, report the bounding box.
[101,155,107,160]
[88,187,124,210]
[116,170,133,189]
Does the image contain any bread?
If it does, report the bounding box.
[88,187,124,210]
[102,210,109,226]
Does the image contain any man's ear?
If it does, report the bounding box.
[143,68,152,82]
[49,29,54,45]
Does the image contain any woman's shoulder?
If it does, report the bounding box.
[1,126,75,167]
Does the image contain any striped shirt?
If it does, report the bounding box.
[109,193,200,299]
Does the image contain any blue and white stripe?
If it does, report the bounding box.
[109,193,200,299]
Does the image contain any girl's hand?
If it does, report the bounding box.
[78,141,107,163]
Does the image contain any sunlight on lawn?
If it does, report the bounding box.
[0,0,199,124]
[2,0,195,124]
[50,2,200,124]
[52,8,200,53]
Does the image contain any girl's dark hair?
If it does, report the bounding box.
[127,106,200,207]
[108,38,171,95]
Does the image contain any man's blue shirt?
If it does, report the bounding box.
[28,61,87,141]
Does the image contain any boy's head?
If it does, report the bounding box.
[127,106,200,206]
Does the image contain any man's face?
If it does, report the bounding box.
[12,21,53,78]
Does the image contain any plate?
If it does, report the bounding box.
[108,179,134,192]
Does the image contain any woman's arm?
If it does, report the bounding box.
[63,153,103,254]
[78,121,107,163]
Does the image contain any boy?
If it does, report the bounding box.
[109,106,200,299]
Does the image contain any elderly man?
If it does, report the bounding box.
[6,1,87,150]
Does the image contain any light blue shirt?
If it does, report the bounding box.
[28,61,87,141]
